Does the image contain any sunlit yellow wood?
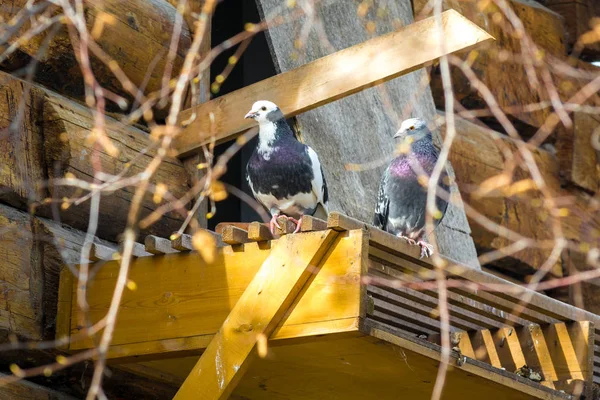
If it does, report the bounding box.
[173,10,493,156]
[55,268,74,350]
[104,318,360,362]
[228,327,567,399]
[173,229,339,400]
[67,231,364,361]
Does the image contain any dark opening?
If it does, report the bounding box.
[208,0,277,230]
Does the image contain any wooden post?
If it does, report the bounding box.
[173,229,339,399]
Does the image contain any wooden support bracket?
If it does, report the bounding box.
[173,229,340,399]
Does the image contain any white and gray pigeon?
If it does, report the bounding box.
[245,100,329,234]
[373,118,449,258]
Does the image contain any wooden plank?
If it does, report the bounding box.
[299,216,328,232]
[171,233,193,251]
[173,10,493,156]
[0,74,47,210]
[542,321,594,383]
[556,112,600,192]
[56,268,74,349]
[494,327,528,374]
[518,324,557,388]
[470,329,503,369]
[544,0,600,59]
[90,243,117,261]
[221,225,250,245]
[329,212,430,264]
[118,240,152,258]
[368,284,486,332]
[215,223,250,235]
[144,235,179,255]
[273,216,299,236]
[0,203,45,341]
[173,229,340,399]
[68,230,365,358]
[247,222,273,241]
[106,318,360,363]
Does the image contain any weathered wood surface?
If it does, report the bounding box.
[231,325,571,400]
[445,111,600,277]
[0,70,191,241]
[67,230,364,361]
[0,374,78,400]
[544,0,600,59]
[0,201,116,342]
[173,229,340,399]
[166,0,205,33]
[0,73,47,209]
[555,111,600,193]
[0,203,45,341]
[42,87,190,241]
[0,0,192,112]
[415,0,577,133]
[174,10,493,155]
[254,1,481,269]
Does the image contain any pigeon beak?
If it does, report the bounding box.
[244,110,258,119]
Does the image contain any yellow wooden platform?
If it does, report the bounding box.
[56,212,600,399]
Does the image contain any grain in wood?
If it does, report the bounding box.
[0,0,192,113]
[221,225,250,245]
[247,222,273,241]
[144,235,179,255]
[43,92,190,241]
[171,233,193,251]
[173,230,340,399]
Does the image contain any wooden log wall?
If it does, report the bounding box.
[410,0,600,312]
[446,112,600,312]
[0,201,116,342]
[543,0,600,60]
[0,70,191,241]
[414,0,600,137]
[0,0,203,395]
[0,0,192,114]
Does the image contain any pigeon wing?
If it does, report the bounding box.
[373,166,390,230]
[307,146,329,214]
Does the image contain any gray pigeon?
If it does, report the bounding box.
[373,118,449,258]
[245,100,329,234]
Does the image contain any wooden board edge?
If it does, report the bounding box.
[359,228,371,319]
[56,267,75,350]
[101,318,361,363]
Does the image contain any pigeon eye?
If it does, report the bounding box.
[261,106,267,111]
[409,126,415,130]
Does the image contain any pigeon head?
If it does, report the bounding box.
[244,100,284,124]
[393,118,431,143]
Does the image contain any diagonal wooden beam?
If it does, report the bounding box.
[173,229,340,399]
[174,9,493,156]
